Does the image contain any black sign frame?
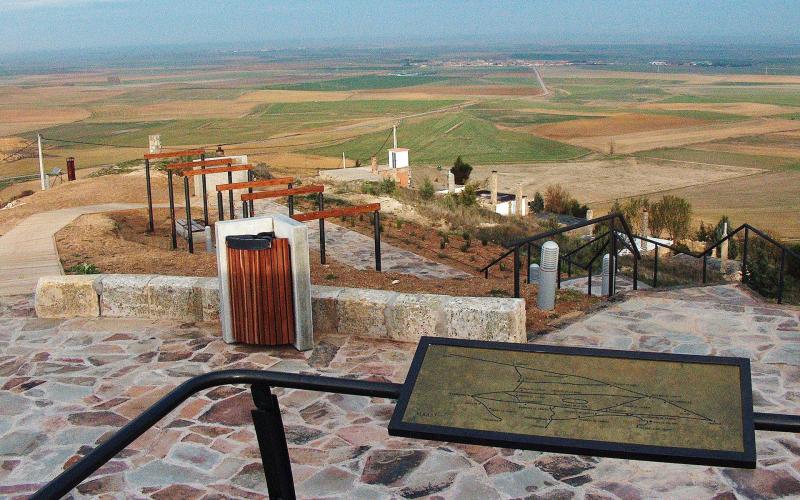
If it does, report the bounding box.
[389,336,756,469]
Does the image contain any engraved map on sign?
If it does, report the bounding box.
[401,344,745,452]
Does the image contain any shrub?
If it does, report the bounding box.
[450,156,473,184]
[419,177,435,200]
[531,191,545,212]
[650,195,692,240]
[544,184,571,214]
[252,162,274,180]
[68,263,99,274]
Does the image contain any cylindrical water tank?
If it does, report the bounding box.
[537,240,559,310]
[601,253,610,296]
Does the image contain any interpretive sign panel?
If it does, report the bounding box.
[389,337,755,468]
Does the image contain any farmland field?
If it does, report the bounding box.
[2,46,800,237]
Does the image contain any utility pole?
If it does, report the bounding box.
[37,133,48,190]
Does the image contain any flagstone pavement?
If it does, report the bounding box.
[0,284,799,499]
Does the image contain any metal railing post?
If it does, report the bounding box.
[653,245,659,288]
[242,201,249,219]
[183,175,194,254]
[145,158,154,232]
[250,384,296,500]
[200,152,208,227]
[217,191,224,221]
[318,192,326,265]
[742,227,749,285]
[526,242,532,283]
[288,183,294,216]
[702,253,708,284]
[567,256,572,278]
[778,248,786,304]
[633,253,638,290]
[557,257,562,290]
[513,246,521,298]
[168,171,177,249]
[588,261,593,296]
[373,211,382,272]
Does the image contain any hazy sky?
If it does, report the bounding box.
[1,0,799,54]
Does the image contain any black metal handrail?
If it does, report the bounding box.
[31,368,800,499]
[33,370,401,500]
[631,223,799,304]
[480,212,640,298]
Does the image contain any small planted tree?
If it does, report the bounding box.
[650,195,692,241]
[450,156,472,185]
[531,191,544,212]
[419,177,435,200]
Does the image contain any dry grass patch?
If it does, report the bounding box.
[533,113,709,139]
[637,102,796,117]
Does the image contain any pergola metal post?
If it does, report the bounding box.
[168,170,177,249]
[217,191,225,221]
[288,183,294,216]
[145,158,154,232]
[318,192,326,265]
[247,170,255,216]
[374,210,382,271]
[183,175,194,253]
[227,167,235,219]
[200,152,208,227]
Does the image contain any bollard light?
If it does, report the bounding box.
[537,241,559,310]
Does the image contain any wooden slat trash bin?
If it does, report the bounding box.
[226,232,295,345]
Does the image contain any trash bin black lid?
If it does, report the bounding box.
[226,232,275,250]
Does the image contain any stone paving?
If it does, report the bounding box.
[1,284,799,498]
[253,199,470,279]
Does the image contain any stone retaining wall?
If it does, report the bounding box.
[35,275,526,343]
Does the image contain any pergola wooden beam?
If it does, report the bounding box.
[181,165,252,177]
[241,184,324,201]
[144,149,205,160]
[165,158,237,171]
[291,203,381,222]
[216,177,294,192]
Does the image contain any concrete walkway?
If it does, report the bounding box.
[0,204,149,296]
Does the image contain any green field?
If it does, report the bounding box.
[306,112,589,164]
[635,147,799,170]
[248,99,461,118]
[662,88,800,107]
[267,74,449,91]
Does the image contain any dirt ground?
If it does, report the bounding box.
[557,118,800,154]
[637,101,795,117]
[532,113,710,139]
[415,156,763,206]
[55,210,598,332]
[0,169,162,236]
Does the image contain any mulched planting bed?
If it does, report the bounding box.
[55,208,601,333]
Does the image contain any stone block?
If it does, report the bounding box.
[386,293,445,342]
[99,275,152,318]
[311,285,343,335]
[195,277,220,322]
[336,288,393,338]
[147,276,201,321]
[443,296,526,343]
[35,275,100,318]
